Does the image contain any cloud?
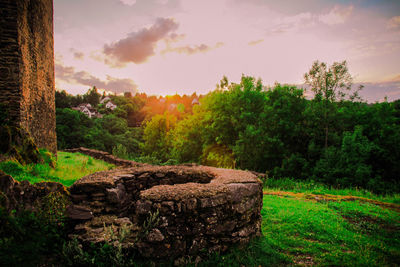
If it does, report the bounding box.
[248,39,264,46]
[103,17,179,65]
[319,5,353,25]
[119,0,136,6]
[358,80,400,102]
[268,12,314,35]
[55,63,137,94]
[155,0,168,4]
[69,48,85,60]
[73,51,84,60]
[161,42,223,55]
[387,16,400,29]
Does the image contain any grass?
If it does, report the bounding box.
[260,195,400,266]
[0,151,114,186]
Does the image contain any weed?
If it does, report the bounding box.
[136,209,160,242]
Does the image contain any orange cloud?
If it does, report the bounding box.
[387,16,400,29]
[161,42,223,55]
[248,39,264,46]
[103,17,179,65]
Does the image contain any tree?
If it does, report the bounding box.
[304,60,361,149]
[83,86,101,107]
[141,113,177,162]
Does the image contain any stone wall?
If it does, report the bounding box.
[0,170,68,212]
[68,165,263,260]
[64,147,146,168]
[0,0,56,154]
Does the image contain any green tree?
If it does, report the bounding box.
[83,86,101,107]
[141,113,176,162]
[313,126,374,188]
[304,60,361,149]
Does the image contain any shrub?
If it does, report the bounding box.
[112,143,129,159]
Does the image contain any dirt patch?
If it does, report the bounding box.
[264,191,400,213]
[290,253,315,266]
[342,211,400,234]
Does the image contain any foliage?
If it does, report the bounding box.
[61,236,136,267]
[314,126,374,188]
[141,112,176,162]
[201,144,235,169]
[112,143,129,159]
[0,192,69,266]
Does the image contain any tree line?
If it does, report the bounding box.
[56,61,400,193]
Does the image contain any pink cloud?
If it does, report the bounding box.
[55,63,137,94]
[119,0,136,6]
[319,5,353,25]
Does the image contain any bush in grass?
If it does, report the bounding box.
[112,143,129,159]
[39,148,57,168]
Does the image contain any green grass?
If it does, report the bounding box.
[261,195,399,266]
[264,177,400,204]
[0,151,114,186]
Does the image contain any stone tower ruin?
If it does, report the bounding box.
[0,0,57,154]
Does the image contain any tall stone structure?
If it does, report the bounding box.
[0,0,57,154]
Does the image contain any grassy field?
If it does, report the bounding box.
[0,151,114,186]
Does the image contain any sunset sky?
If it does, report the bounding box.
[54,0,400,102]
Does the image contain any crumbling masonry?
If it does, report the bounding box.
[0,0,56,154]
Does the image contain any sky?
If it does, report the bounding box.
[54,0,400,102]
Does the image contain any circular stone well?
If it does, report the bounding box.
[67,164,263,259]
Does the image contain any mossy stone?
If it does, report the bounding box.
[0,126,42,165]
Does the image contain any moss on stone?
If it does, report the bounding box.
[0,125,42,165]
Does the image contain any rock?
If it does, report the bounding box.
[135,199,152,214]
[184,198,197,211]
[155,172,165,178]
[227,183,260,203]
[199,195,227,208]
[66,205,93,220]
[232,197,257,214]
[70,194,87,202]
[147,228,165,242]
[106,183,127,204]
[161,201,175,211]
